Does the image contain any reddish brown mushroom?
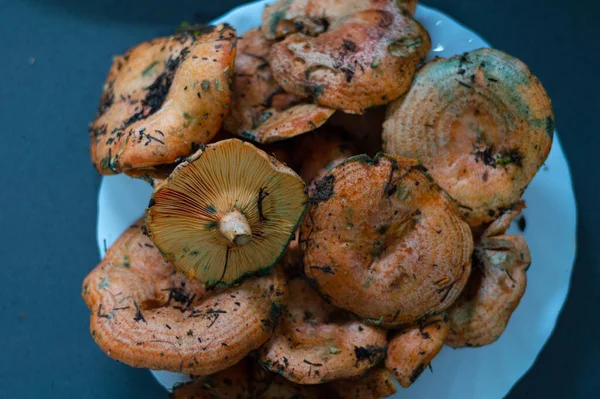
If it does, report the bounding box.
[385,314,449,387]
[383,48,554,226]
[90,24,236,177]
[264,0,431,113]
[81,219,287,375]
[260,278,387,384]
[301,154,473,327]
[224,28,334,144]
[447,203,531,347]
[170,358,252,398]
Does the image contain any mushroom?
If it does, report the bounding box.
[327,367,397,399]
[446,202,531,347]
[264,0,431,114]
[385,314,449,387]
[81,219,288,375]
[382,48,554,226]
[170,358,252,399]
[301,153,473,327]
[259,278,387,384]
[224,28,334,144]
[146,139,308,287]
[90,24,236,176]
[172,356,396,398]
[397,0,418,14]
[282,131,356,277]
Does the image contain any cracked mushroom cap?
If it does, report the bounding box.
[170,358,252,399]
[385,314,449,387]
[264,0,431,114]
[90,24,236,176]
[224,28,334,144]
[447,204,531,347]
[383,48,554,226]
[81,219,287,375]
[301,154,473,327]
[259,278,387,384]
[146,139,308,287]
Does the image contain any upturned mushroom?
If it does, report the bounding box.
[146,139,308,287]
[90,24,236,176]
[259,278,387,384]
[81,219,287,375]
[446,203,531,347]
[301,154,473,327]
[383,48,554,226]
[385,314,449,387]
[224,28,334,144]
[264,0,431,113]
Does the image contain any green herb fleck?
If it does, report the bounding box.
[329,346,342,354]
[201,80,211,92]
[142,61,160,77]
[214,78,224,92]
[98,276,110,290]
[370,59,379,68]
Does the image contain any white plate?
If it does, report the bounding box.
[96,1,577,397]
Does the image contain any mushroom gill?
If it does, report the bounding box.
[146,139,308,286]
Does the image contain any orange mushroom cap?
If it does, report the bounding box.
[170,358,252,399]
[264,0,431,113]
[259,278,387,384]
[301,153,473,327]
[81,219,287,375]
[383,48,554,226]
[224,28,334,144]
[385,314,449,387]
[90,24,236,176]
[447,203,531,347]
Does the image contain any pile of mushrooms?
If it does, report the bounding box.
[83,0,553,397]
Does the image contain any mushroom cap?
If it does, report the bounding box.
[447,207,531,347]
[301,153,473,327]
[170,358,252,399]
[90,24,236,175]
[259,278,387,384]
[265,0,431,114]
[81,219,288,375]
[397,0,418,14]
[385,314,449,387]
[382,48,554,226]
[146,139,308,287]
[224,28,334,144]
[327,367,397,399]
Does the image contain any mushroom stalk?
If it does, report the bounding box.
[220,211,252,245]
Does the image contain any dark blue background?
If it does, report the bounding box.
[0,0,598,397]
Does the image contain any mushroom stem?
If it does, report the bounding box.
[220,211,252,245]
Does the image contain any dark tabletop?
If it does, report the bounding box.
[0,0,598,397]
